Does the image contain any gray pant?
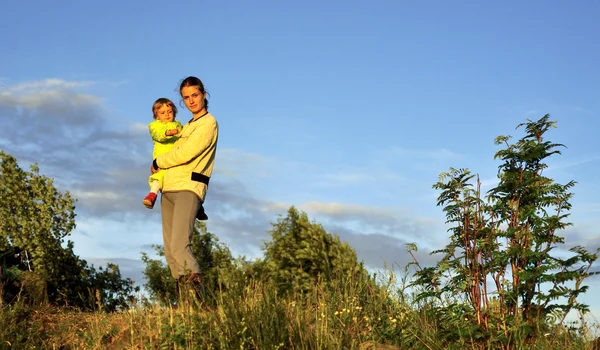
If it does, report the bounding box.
[161,191,201,278]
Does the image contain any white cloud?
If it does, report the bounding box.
[302,201,397,217]
[130,122,149,135]
[214,148,274,178]
[547,156,600,172]
[18,90,101,108]
[316,166,404,187]
[389,146,462,160]
[72,190,123,201]
[7,78,94,93]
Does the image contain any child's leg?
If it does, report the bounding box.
[148,170,164,192]
[143,171,165,209]
[150,179,161,194]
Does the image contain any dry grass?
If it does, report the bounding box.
[1,273,598,349]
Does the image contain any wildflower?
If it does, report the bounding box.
[335,311,339,316]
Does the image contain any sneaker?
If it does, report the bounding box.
[142,192,157,209]
[176,273,205,302]
[185,272,203,284]
[186,273,205,300]
[196,203,209,221]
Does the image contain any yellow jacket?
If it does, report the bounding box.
[148,120,183,159]
[154,113,218,202]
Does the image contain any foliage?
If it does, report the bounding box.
[141,221,235,306]
[0,151,76,279]
[142,207,372,304]
[1,266,596,349]
[409,115,599,348]
[86,263,138,312]
[0,151,138,311]
[262,206,370,295]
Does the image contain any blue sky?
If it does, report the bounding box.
[1,1,599,318]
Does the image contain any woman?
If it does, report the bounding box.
[150,76,219,286]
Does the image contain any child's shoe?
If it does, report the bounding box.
[142,192,157,209]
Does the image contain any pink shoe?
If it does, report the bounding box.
[142,192,157,209]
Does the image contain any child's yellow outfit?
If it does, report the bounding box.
[148,119,183,189]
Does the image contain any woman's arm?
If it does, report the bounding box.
[155,117,218,170]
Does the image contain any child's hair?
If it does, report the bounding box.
[152,98,178,119]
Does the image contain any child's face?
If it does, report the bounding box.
[155,104,174,123]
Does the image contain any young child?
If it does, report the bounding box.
[142,98,183,209]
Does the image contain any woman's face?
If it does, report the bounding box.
[181,86,205,115]
[155,104,174,123]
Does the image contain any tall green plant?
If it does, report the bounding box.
[0,151,76,277]
[410,115,599,346]
[263,206,368,295]
[141,221,234,305]
[0,151,138,310]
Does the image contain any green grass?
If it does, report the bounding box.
[1,270,598,349]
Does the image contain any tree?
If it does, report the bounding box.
[263,206,368,295]
[141,244,177,305]
[410,115,599,346]
[86,262,138,311]
[0,151,76,278]
[141,221,234,305]
[0,151,138,310]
